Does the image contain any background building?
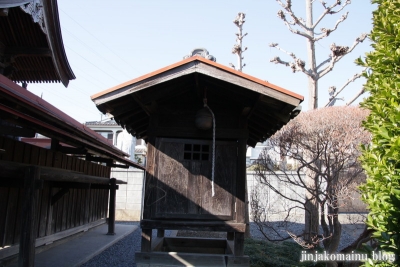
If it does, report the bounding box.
[85,118,146,220]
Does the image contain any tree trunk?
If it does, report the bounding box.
[304,0,320,245]
[304,171,319,245]
[326,261,338,267]
[306,0,318,110]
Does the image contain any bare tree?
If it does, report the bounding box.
[230,12,247,72]
[270,0,367,109]
[252,106,370,267]
[269,0,368,245]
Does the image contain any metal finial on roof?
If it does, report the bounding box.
[183,48,216,62]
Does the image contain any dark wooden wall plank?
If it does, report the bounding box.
[71,188,78,228]
[74,189,80,227]
[56,194,65,233]
[4,188,19,246]
[155,141,188,216]
[0,136,111,253]
[61,191,69,231]
[37,184,50,238]
[45,187,55,236]
[38,148,47,167]
[187,161,204,215]
[80,189,86,226]
[12,141,24,163]
[22,143,31,164]
[0,187,9,247]
[201,143,236,217]
[66,188,74,229]
[65,155,72,171]
[45,150,53,167]
[2,137,15,161]
[61,153,67,170]
[30,145,41,166]
[13,189,23,245]
[52,152,61,169]
[0,137,4,162]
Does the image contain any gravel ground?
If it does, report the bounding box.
[80,219,365,266]
[80,222,175,267]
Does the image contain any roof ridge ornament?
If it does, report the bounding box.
[183,48,216,62]
[20,0,46,34]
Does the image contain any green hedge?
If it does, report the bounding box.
[358,0,400,266]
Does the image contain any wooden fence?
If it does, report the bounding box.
[0,136,112,261]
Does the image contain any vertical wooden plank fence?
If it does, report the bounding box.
[0,136,113,264]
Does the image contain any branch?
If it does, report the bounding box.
[316,56,332,70]
[269,43,297,61]
[287,231,315,249]
[346,86,366,106]
[318,33,368,78]
[340,226,374,253]
[278,10,313,39]
[276,0,308,30]
[324,70,365,107]
[315,12,348,41]
[269,43,313,77]
[313,0,351,29]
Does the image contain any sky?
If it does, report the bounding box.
[26,0,375,124]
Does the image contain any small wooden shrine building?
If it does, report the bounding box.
[91,51,304,266]
[0,1,144,266]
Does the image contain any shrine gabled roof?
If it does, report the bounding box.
[92,56,303,103]
[0,0,75,86]
[91,56,304,147]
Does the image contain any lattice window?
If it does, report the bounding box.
[183,143,210,161]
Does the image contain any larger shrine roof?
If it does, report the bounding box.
[0,0,75,86]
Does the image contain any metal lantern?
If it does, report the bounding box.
[195,107,212,130]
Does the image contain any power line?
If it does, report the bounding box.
[60,9,142,75]
[65,44,122,83]
[68,65,107,89]
[32,84,100,118]
[61,27,135,79]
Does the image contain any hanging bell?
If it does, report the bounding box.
[195,107,212,130]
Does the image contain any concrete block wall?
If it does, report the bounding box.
[111,168,144,221]
[247,171,305,222]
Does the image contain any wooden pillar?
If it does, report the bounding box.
[234,138,247,256]
[140,113,158,252]
[244,180,250,238]
[107,178,117,235]
[141,229,152,252]
[157,229,165,238]
[234,232,245,256]
[227,232,234,240]
[18,166,40,267]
